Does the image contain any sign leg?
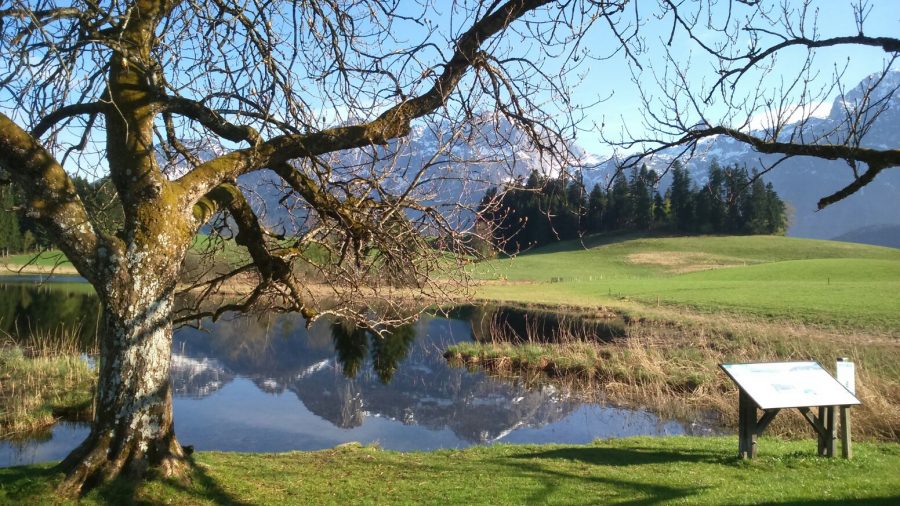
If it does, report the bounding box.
[738,390,757,458]
[817,406,826,456]
[840,406,851,459]
[825,407,836,457]
[738,391,747,458]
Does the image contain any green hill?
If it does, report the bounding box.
[472,235,900,330]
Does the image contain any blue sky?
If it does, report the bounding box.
[3,0,897,173]
[561,0,900,155]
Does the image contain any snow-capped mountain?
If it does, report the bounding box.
[586,70,900,241]
[239,70,900,243]
[236,113,578,233]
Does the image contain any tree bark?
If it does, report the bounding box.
[57,287,188,496]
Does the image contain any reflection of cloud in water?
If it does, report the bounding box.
[170,353,233,398]
[170,312,582,443]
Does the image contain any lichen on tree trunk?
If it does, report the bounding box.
[57,287,189,496]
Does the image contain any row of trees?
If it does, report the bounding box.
[479,162,788,253]
[0,186,39,256]
[668,162,788,236]
[0,180,123,256]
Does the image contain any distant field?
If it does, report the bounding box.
[0,236,249,277]
[472,235,900,330]
[1,235,329,273]
[5,234,899,330]
[2,251,72,268]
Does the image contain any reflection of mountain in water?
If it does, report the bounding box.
[171,313,579,443]
[170,353,233,398]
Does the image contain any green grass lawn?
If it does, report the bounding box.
[1,250,72,268]
[473,235,900,330]
[2,234,331,276]
[1,437,897,505]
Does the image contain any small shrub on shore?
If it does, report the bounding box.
[0,331,96,439]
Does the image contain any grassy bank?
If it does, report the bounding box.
[1,437,897,504]
[460,235,900,440]
[472,235,900,331]
[446,304,900,441]
[0,339,96,439]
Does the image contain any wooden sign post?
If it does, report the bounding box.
[720,362,860,459]
[835,358,855,459]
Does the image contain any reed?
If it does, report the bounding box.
[0,326,97,440]
[446,307,899,441]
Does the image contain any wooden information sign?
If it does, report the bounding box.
[720,361,859,459]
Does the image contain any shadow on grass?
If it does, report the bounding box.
[514,443,730,467]
[758,500,899,506]
[507,231,652,258]
[500,444,741,504]
[0,457,250,505]
[0,464,60,501]
[93,456,252,506]
[499,448,711,505]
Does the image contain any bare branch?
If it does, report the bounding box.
[0,112,112,284]
[163,96,260,145]
[710,35,900,100]
[31,102,107,138]
[177,0,557,202]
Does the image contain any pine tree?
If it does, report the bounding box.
[565,177,586,236]
[586,184,606,233]
[765,182,788,234]
[606,171,630,230]
[745,173,770,234]
[669,161,694,232]
[0,186,23,256]
[722,165,750,233]
[630,164,654,230]
[653,191,667,225]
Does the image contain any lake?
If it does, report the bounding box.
[0,279,720,467]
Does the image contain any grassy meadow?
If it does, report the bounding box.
[471,234,900,331]
[458,234,900,440]
[1,437,898,505]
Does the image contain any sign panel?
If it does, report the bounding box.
[720,361,860,410]
[836,361,856,394]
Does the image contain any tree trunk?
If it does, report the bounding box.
[57,288,189,496]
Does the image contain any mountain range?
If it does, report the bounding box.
[609,70,900,241]
[239,71,900,245]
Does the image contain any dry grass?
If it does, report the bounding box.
[446,306,899,441]
[0,328,97,439]
[624,251,745,273]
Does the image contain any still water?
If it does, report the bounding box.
[0,279,718,467]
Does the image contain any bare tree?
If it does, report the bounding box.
[0,0,627,495]
[612,0,900,210]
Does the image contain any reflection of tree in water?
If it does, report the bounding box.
[172,312,578,442]
[302,322,415,428]
[331,320,415,384]
[1,284,581,443]
[0,282,101,349]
